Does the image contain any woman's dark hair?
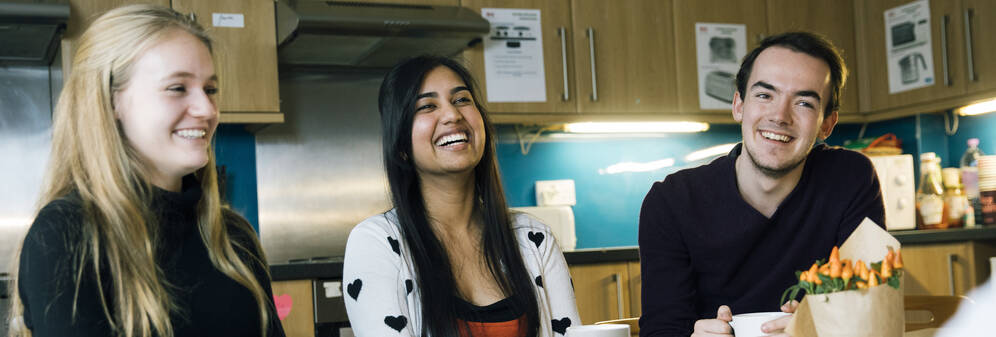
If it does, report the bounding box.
[735,31,847,117]
[378,55,540,336]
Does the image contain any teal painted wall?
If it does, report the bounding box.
[494,112,987,249]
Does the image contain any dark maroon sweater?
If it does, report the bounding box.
[638,144,885,337]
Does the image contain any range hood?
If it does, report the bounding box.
[276,1,489,68]
[0,2,69,65]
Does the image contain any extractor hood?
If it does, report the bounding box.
[276,1,489,68]
[0,1,69,65]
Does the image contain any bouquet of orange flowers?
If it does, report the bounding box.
[784,218,905,337]
[781,246,904,305]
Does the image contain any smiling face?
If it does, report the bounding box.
[733,46,838,178]
[113,30,219,190]
[409,66,486,178]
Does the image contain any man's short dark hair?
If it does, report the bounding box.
[735,32,847,117]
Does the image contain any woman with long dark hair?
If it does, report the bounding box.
[343,55,580,336]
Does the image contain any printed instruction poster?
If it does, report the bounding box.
[481,8,547,102]
[695,23,746,110]
[884,0,935,94]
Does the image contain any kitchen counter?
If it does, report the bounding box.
[266,226,996,280]
[270,258,343,281]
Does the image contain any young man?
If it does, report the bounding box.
[638,32,885,337]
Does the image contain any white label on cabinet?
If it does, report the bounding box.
[212,13,244,28]
[694,23,746,111]
[884,0,934,94]
[481,8,546,103]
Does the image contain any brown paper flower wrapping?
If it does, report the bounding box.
[785,218,904,337]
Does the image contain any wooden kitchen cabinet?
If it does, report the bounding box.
[901,241,996,297]
[461,0,577,115]
[64,0,282,124]
[672,0,767,115]
[271,279,316,337]
[766,0,861,120]
[627,261,642,318]
[962,0,996,95]
[570,0,678,115]
[569,262,635,325]
[347,0,459,5]
[854,0,967,114]
[172,0,282,123]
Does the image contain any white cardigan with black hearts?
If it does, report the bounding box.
[343,209,582,336]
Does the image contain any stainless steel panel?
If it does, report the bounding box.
[0,62,58,274]
[256,70,392,264]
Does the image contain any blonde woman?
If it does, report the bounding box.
[8,5,284,337]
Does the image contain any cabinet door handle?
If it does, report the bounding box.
[964,9,976,82]
[558,27,570,102]
[586,27,598,102]
[947,254,958,296]
[941,15,951,86]
[612,273,624,319]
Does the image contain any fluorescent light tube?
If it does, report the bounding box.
[563,122,709,133]
[956,98,996,116]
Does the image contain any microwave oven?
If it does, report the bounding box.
[868,154,916,230]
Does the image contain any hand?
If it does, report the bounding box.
[760,300,799,337]
[691,305,733,337]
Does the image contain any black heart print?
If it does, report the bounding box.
[527,231,544,248]
[384,315,407,332]
[347,279,362,300]
[405,279,413,294]
[388,236,400,255]
[535,276,543,288]
[551,317,572,335]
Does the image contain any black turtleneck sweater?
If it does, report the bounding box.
[17,178,285,336]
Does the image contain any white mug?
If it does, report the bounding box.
[565,324,630,337]
[729,312,791,337]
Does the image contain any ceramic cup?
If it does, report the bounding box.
[729,312,791,337]
[564,324,630,337]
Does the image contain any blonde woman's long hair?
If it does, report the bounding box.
[8,5,272,337]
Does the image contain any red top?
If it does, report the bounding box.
[457,315,527,337]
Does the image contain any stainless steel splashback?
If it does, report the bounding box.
[256,70,392,264]
[0,62,60,274]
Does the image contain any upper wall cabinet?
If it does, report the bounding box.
[463,0,678,122]
[766,0,860,118]
[173,0,282,123]
[64,0,282,124]
[347,0,459,5]
[461,0,577,115]
[856,0,967,113]
[570,0,678,115]
[672,0,767,116]
[961,0,996,95]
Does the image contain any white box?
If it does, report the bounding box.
[868,154,916,230]
[535,179,576,206]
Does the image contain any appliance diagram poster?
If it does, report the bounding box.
[885,0,935,94]
[481,8,547,102]
[695,23,746,110]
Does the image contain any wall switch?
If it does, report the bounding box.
[535,179,576,206]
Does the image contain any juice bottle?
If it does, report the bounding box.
[916,153,948,229]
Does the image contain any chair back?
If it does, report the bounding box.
[595,318,639,336]
[904,295,972,332]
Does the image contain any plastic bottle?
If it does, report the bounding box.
[917,153,948,229]
[960,138,984,225]
[960,138,984,199]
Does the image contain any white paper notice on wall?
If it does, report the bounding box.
[212,13,245,28]
[695,23,746,111]
[481,8,546,103]
[884,0,934,94]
